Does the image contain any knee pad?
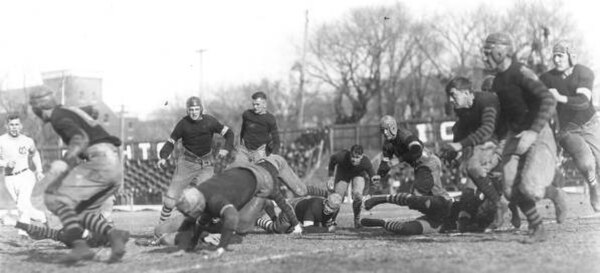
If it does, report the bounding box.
[163,194,178,209]
[399,221,424,235]
[351,192,363,202]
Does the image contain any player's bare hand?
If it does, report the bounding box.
[157,159,167,169]
[515,130,538,155]
[35,171,44,181]
[291,224,303,235]
[6,160,15,168]
[448,142,462,151]
[371,175,381,185]
[217,149,229,158]
[548,88,560,99]
[326,177,335,191]
[327,225,336,233]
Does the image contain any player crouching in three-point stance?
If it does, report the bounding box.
[169,154,307,258]
[327,144,378,228]
[29,86,130,263]
[360,116,452,235]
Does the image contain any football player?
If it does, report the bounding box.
[327,144,378,228]
[29,86,129,263]
[235,91,281,163]
[157,96,234,223]
[482,32,557,242]
[256,193,343,233]
[540,40,600,212]
[160,154,307,258]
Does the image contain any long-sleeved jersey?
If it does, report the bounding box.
[159,114,234,159]
[452,91,500,146]
[540,64,596,128]
[328,150,375,181]
[240,110,280,154]
[492,62,556,135]
[377,128,424,176]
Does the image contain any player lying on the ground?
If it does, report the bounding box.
[360,192,453,235]
[255,193,343,234]
[361,187,499,234]
[161,154,307,258]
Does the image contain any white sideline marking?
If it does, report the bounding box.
[579,213,600,219]
[156,248,335,273]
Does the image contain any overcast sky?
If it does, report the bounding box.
[0,0,598,118]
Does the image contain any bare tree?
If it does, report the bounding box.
[503,0,581,75]
[307,4,415,124]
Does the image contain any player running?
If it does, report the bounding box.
[540,40,600,212]
[29,86,130,263]
[156,96,234,223]
[327,144,378,228]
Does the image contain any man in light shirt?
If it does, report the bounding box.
[0,113,46,238]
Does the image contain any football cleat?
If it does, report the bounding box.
[60,239,95,264]
[107,229,130,263]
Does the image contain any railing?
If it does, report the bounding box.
[36,119,586,205]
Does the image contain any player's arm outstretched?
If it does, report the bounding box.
[326,151,344,190]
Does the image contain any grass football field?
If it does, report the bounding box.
[0,192,599,273]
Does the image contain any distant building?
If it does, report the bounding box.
[42,70,123,136]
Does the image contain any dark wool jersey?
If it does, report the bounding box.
[444,189,494,232]
[292,197,334,226]
[196,168,257,218]
[540,64,596,127]
[50,106,121,147]
[240,110,280,154]
[380,128,423,168]
[328,150,375,182]
[452,92,500,146]
[160,114,233,159]
[492,62,555,134]
[194,168,257,248]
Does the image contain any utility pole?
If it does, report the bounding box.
[119,104,126,185]
[60,71,66,105]
[196,49,207,95]
[297,10,309,128]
